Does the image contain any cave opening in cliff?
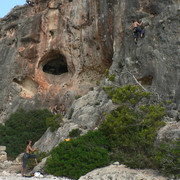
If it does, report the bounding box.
[42,54,68,75]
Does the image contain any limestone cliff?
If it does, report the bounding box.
[0,0,114,122]
[112,0,180,108]
[0,0,180,179]
[0,0,179,145]
[1,0,180,123]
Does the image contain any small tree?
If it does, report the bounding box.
[100,85,166,168]
[0,109,53,159]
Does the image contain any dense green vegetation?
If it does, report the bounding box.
[69,128,82,138]
[1,80,179,179]
[0,109,53,159]
[45,130,110,179]
[105,69,115,82]
[101,84,179,178]
[45,84,179,179]
[101,85,166,168]
[155,139,180,178]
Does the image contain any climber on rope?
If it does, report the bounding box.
[129,20,144,44]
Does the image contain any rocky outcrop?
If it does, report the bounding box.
[0,0,179,124]
[34,118,79,152]
[0,0,180,178]
[0,173,71,180]
[0,0,114,122]
[0,146,22,174]
[79,163,167,180]
[34,87,114,152]
[0,0,179,122]
[0,146,7,162]
[157,119,180,143]
[111,0,180,108]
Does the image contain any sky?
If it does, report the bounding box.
[0,0,26,18]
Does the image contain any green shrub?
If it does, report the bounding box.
[100,85,166,169]
[69,128,82,138]
[45,130,110,179]
[0,109,53,159]
[103,84,150,104]
[154,139,180,178]
[167,100,172,104]
[46,114,62,132]
[105,69,115,82]
[101,84,179,177]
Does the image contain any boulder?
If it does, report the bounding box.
[79,164,167,180]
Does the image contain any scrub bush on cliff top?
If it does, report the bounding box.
[0,108,53,159]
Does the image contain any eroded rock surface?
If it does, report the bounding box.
[0,0,180,177]
[79,164,167,180]
[0,0,114,122]
[157,120,180,143]
[33,86,115,153]
[0,0,179,123]
[0,146,22,175]
[0,0,179,121]
[111,0,180,108]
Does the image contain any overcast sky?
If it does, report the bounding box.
[0,0,26,18]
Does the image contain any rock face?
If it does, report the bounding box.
[0,146,7,162]
[79,164,167,180]
[0,0,179,123]
[0,0,180,178]
[34,87,115,152]
[0,0,179,175]
[1,0,178,122]
[0,0,114,122]
[0,0,179,122]
[157,120,180,143]
[0,146,21,174]
[111,0,180,107]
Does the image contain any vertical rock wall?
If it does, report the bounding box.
[0,0,115,122]
[0,0,180,123]
[111,0,180,108]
